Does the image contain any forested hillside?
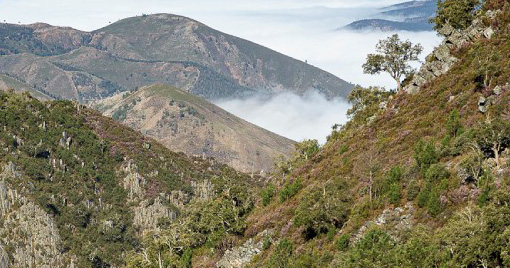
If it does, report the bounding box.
[0,91,255,267]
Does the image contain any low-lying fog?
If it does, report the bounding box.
[0,0,442,142]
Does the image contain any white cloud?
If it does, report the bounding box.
[215,92,350,144]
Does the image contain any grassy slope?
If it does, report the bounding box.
[93,84,295,173]
[240,7,510,267]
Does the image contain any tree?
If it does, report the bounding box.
[347,86,393,120]
[473,118,510,169]
[363,34,423,91]
[363,34,423,92]
[433,0,481,31]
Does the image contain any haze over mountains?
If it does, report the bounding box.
[345,0,437,31]
[0,14,353,103]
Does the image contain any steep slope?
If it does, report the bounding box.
[92,84,295,173]
[0,74,53,101]
[225,6,510,267]
[0,91,256,267]
[0,14,354,102]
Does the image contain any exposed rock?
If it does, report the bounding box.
[122,160,146,200]
[0,176,72,267]
[133,196,177,233]
[216,230,273,268]
[493,85,503,95]
[405,13,497,94]
[59,132,72,149]
[0,243,8,268]
[352,203,414,243]
[192,180,214,201]
[478,96,487,113]
[0,180,10,216]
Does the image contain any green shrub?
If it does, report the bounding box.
[267,239,294,268]
[337,234,350,251]
[433,0,481,31]
[181,248,192,268]
[280,180,302,202]
[388,183,402,205]
[261,184,276,206]
[446,109,463,138]
[425,163,450,183]
[293,180,351,240]
[327,228,336,241]
[262,236,272,250]
[427,188,442,216]
[414,139,439,172]
[417,186,430,208]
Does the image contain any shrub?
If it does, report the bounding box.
[293,180,351,240]
[388,183,402,205]
[267,239,294,268]
[261,184,276,206]
[280,180,302,202]
[406,180,421,201]
[337,234,350,251]
[446,109,463,138]
[425,163,450,183]
[427,188,442,216]
[414,139,439,172]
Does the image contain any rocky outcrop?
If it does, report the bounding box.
[405,11,499,93]
[0,163,72,267]
[191,180,214,201]
[133,196,177,233]
[121,160,147,200]
[352,203,415,243]
[216,230,273,268]
[0,243,7,268]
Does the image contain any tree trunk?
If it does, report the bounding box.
[493,143,501,169]
[396,79,403,92]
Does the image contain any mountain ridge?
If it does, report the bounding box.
[0,14,354,102]
[92,84,296,173]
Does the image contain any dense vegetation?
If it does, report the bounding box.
[0,90,254,267]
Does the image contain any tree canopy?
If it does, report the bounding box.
[362,34,423,91]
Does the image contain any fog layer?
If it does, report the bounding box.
[215,92,350,144]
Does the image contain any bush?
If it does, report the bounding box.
[280,180,302,202]
[417,186,430,208]
[293,180,351,240]
[446,109,463,138]
[414,139,439,172]
[388,183,402,205]
[261,184,276,206]
[425,163,450,183]
[267,239,294,268]
[406,180,421,201]
[427,188,442,216]
[337,234,350,251]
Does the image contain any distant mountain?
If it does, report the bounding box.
[344,0,437,31]
[0,14,354,102]
[92,84,295,172]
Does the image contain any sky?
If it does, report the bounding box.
[0,0,442,142]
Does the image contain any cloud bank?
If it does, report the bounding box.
[215,92,350,144]
[0,0,443,142]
